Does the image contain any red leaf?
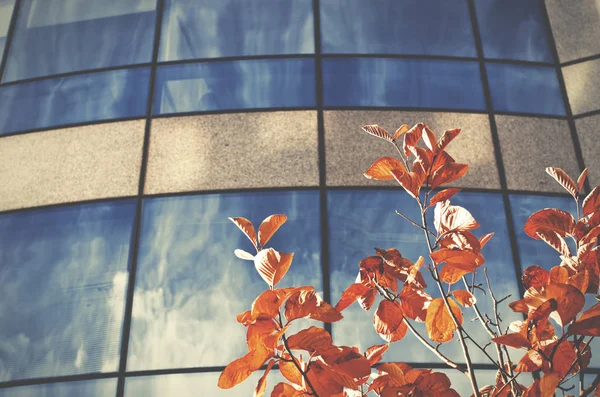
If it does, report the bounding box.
[390,166,426,199]
[253,248,294,287]
[428,188,462,207]
[403,123,424,157]
[429,161,468,189]
[254,359,275,397]
[452,290,476,307]
[425,298,462,343]
[546,167,577,198]
[577,168,588,193]
[522,265,550,289]
[284,290,343,323]
[551,340,577,378]
[539,372,560,397]
[335,283,371,312]
[434,201,480,234]
[358,288,377,311]
[583,186,600,216]
[374,300,408,342]
[422,124,437,151]
[568,303,600,336]
[218,350,269,389]
[394,124,410,140]
[271,382,305,397]
[524,208,575,239]
[435,128,460,152]
[439,263,478,284]
[286,326,333,354]
[399,285,432,322]
[362,124,394,142]
[492,332,531,349]
[364,344,389,365]
[515,349,543,373]
[258,214,287,248]
[230,217,257,250]
[364,157,406,181]
[479,232,494,249]
[536,230,571,256]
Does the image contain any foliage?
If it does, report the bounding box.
[218,123,600,397]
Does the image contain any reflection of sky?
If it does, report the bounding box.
[321,0,476,57]
[0,378,116,397]
[159,0,314,61]
[3,0,155,82]
[153,59,315,114]
[322,58,485,110]
[0,200,136,381]
[127,191,322,370]
[328,190,520,364]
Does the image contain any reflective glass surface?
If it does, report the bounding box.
[0,379,116,397]
[320,0,476,56]
[0,0,15,60]
[0,200,136,381]
[127,191,322,370]
[3,0,155,82]
[328,190,519,363]
[0,67,150,135]
[474,0,552,62]
[486,63,565,115]
[153,59,315,114]
[159,0,314,61]
[322,58,485,110]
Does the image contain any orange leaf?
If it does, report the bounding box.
[320,346,371,379]
[394,124,410,140]
[546,167,577,198]
[439,263,478,284]
[374,300,408,342]
[230,217,258,250]
[522,265,550,289]
[258,214,287,248]
[429,188,462,207]
[254,359,275,397]
[271,382,305,397]
[514,284,585,327]
[335,283,371,312]
[251,290,282,320]
[430,247,485,267]
[284,289,343,323]
[218,350,268,389]
[568,303,600,336]
[479,232,494,248]
[539,372,560,397]
[286,326,333,354]
[452,290,476,307]
[358,288,377,311]
[583,186,600,216]
[435,128,461,153]
[362,124,394,142]
[492,332,531,349]
[399,285,432,322]
[577,168,588,193]
[235,249,255,261]
[524,208,575,239]
[279,358,304,387]
[515,349,543,373]
[422,124,437,151]
[364,344,389,365]
[425,298,462,343]
[306,361,355,396]
[537,230,571,256]
[434,201,480,234]
[364,157,406,181]
[549,266,569,285]
[429,161,468,190]
[551,340,577,378]
[253,248,294,287]
[390,166,426,199]
[403,123,424,157]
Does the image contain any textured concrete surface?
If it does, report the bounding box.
[496,116,580,192]
[324,111,500,189]
[0,120,145,211]
[563,58,600,115]
[144,111,319,194]
[546,0,600,62]
[576,114,600,187]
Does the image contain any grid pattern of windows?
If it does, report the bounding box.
[0,0,599,395]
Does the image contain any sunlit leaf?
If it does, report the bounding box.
[335,283,371,312]
[479,232,494,248]
[320,346,371,379]
[362,124,394,142]
[435,128,461,153]
[425,298,462,343]
[434,201,480,234]
[536,230,570,256]
[452,290,476,307]
[364,344,389,365]
[549,266,569,285]
[491,332,531,349]
[358,288,377,311]
[258,214,287,248]
[253,248,294,287]
[254,359,275,397]
[230,217,258,250]
[439,263,478,284]
[577,168,588,193]
[429,161,468,190]
[399,285,432,322]
[364,157,406,180]
[286,326,333,354]
[306,361,356,396]
[422,124,437,151]
[568,303,600,336]
[394,124,410,140]
[429,188,462,207]
[403,123,424,157]
[390,166,426,199]
[546,167,577,198]
[524,208,575,239]
[522,265,550,289]
[374,300,408,342]
[251,290,282,320]
[551,340,576,378]
[430,247,484,267]
[235,249,255,261]
[218,350,269,389]
[271,382,305,397]
[515,349,543,373]
[284,289,343,323]
[279,358,304,387]
[539,372,560,397]
[583,186,600,216]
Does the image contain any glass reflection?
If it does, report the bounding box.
[159,0,313,61]
[128,191,322,370]
[322,58,485,110]
[320,0,475,56]
[0,0,15,61]
[0,67,150,135]
[474,0,552,62]
[153,59,315,114]
[328,190,519,363]
[0,379,116,397]
[3,0,155,82]
[486,63,565,115]
[0,200,136,381]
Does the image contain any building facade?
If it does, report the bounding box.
[0,0,599,395]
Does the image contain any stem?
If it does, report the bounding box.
[580,373,600,397]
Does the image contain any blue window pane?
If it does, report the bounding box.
[474,0,552,62]
[3,0,156,82]
[159,0,314,61]
[0,67,150,135]
[0,379,116,397]
[487,63,565,115]
[320,0,475,57]
[128,191,321,370]
[328,190,519,364]
[0,201,136,381]
[0,0,16,61]
[153,59,315,114]
[322,58,485,110]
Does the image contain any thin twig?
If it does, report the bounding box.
[580,373,600,397]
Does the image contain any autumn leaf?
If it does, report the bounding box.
[364,157,406,180]
[539,372,560,397]
[479,232,494,248]
[452,290,476,307]
[271,382,305,397]
[426,298,462,343]
[390,165,426,199]
[568,303,600,336]
[439,263,478,284]
[583,186,600,216]
[253,248,294,287]
[374,300,408,342]
[492,332,531,349]
[320,346,371,379]
[434,200,480,234]
[515,349,543,373]
[286,326,333,354]
[235,249,255,261]
[284,289,343,323]
[577,168,588,193]
[254,359,275,397]
[364,344,389,365]
[429,160,469,190]
[546,167,577,198]
[230,217,258,250]
[524,208,575,239]
[435,128,461,153]
[522,265,550,290]
[279,357,304,387]
[218,350,270,389]
[258,214,287,248]
[394,124,410,140]
[510,284,585,327]
[335,283,370,312]
[251,290,282,320]
[536,230,571,256]
[399,285,432,322]
[551,340,577,378]
[403,123,424,157]
[362,124,394,142]
[306,360,356,396]
[549,266,569,285]
[422,124,437,151]
[428,188,462,207]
